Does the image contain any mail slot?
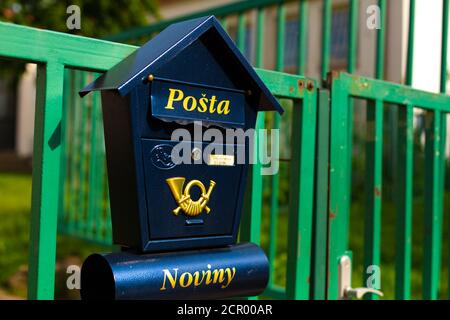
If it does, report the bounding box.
[79,15,283,300]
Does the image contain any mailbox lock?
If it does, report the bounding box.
[192,148,202,161]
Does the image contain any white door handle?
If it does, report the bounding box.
[338,255,384,300]
[344,287,384,299]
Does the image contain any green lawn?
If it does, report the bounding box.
[0,172,109,298]
[0,172,31,296]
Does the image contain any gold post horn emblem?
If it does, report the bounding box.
[166,177,216,217]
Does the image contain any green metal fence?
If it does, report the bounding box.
[326,72,450,300]
[1,0,450,301]
[0,21,319,299]
[59,71,112,244]
[0,22,136,299]
[105,0,377,81]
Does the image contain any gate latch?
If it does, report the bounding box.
[338,255,384,300]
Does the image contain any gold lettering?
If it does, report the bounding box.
[209,95,217,113]
[160,268,178,291]
[193,271,206,286]
[183,96,197,111]
[164,89,234,116]
[217,100,230,115]
[165,88,184,110]
[205,264,213,285]
[212,268,225,284]
[198,94,208,113]
[160,265,236,291]
[179,272,193,288]
[222,267,236,289]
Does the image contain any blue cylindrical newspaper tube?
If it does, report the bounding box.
[80,242,269,300]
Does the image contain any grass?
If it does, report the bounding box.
[0,172,31,291]
[0,172,109,299]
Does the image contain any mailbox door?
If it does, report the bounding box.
[141,138,246,249]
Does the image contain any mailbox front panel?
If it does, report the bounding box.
[141,138,245,246]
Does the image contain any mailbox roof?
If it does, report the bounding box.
[80,15,283,114]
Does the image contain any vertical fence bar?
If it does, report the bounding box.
[28,62,65,300]
[63,70,75,234]
[311,89,330,299]
[441,0,449,94]
[276,3,285,72]
[268,113,280,284]
[87,87,100,238]
[267,3,285,286]
[65,71,74,233]
[364,99,383,300]
[241,113,265,243]
[240,110,265,298]
[240,9,265,253]
[406,0,416,86]
[256,8,265,69]
[68,71,81,233]
[94,92,102,239]
[438,114,447,300]
[58,69,70,233]
[240,6,266,245]
[348,0,358,74]
[220,16,228,31]
[237,12,246,53]
[321,0,332,80]
[298,0,308,75]
[96,114,109,243]
[346,0,359,224]
[395,104,414,300]
[439,0,449,294]
[375,0,386,79]
[423,110,443,300]
[77,73,88,235]
[327,75,351,300]
[286,84,317,299]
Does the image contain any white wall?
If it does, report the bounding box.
[412,0,443,93]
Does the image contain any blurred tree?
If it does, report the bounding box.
[0,0,159,79]
[0,0,159,38]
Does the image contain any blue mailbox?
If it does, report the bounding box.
[79,15,283,299]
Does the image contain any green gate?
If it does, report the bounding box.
[326,72,450,300]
